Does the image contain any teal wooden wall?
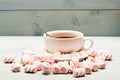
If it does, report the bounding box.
[0,0,120,36]
[0,0,120,10]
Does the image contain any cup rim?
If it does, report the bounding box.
[43,30,84,40]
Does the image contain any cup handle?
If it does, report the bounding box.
[82,37,94,50]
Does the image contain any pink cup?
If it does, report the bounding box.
[43,30,93,53]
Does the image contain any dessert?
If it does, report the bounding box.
[42,62,52,74]
[73,68,86,77]
[21,55,34,66]
[3,48,112,78]
[11,63,21,72]
[4,55,15,63]
[33,61,42,71]
[58,61,69,74]
[24,64,38,73]
[52,63,61,74]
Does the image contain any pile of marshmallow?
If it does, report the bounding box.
[3,48,112,77]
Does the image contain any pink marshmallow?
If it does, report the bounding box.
[11,63,21,72]
[73,68,86,77]
[70,57,79,69]
[87,48,98,57]
[102,50,112,60]
[97,60,106,69]
[84,65,92,74]
[36,53,55,64]
[21,55,34,66]
[33,61,42,71]
[60,61,69,74]
[42,62,52,74]
[82,61,92,74]
[96,50,112,61]
[73,68,80,77]
[92,63,99,72]
[4,55,15,63]
[24,64,38,73]
[86,58,99,72]
[52,63,61,74]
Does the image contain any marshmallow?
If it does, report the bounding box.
[70,57,79,70]
[59,61,69,74]
[52,63,61,74]
[21,55,34,66]
[82,61,92,74]
[33,61,42,71]
[87,48,97,57]
[42,62,52,74]
[96,50,112,61]
[73,68,86,77]
[24,64,38,73]
[4,55,15,63]
[11,63,21,72]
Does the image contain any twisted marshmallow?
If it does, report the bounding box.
[58,61,69,74]
[73,68,86,77]
[33,61,42,71]
[86,57,99,72]
[52,61,70,74]
[21,55,34,66]
[42,62,52,74]
[82,61,92,74]
[24,64,38,73]
[70,57,80,71]
[4,55,15,63]
[87,48,98,57]
[52,63,61,74]
[11,63,21,72]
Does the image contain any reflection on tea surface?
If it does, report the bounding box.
[53,36,77,38]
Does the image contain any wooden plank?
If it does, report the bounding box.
[0,0,120,10]
[0,10,120,36]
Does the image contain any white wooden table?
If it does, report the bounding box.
[0,36,120,80]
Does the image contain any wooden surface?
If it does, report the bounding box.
[0,0,120,36]
[0,0,120,10]
[0,36,120,80]
[0,10,120,36]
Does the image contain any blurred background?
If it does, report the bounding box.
[0,0,120,36]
